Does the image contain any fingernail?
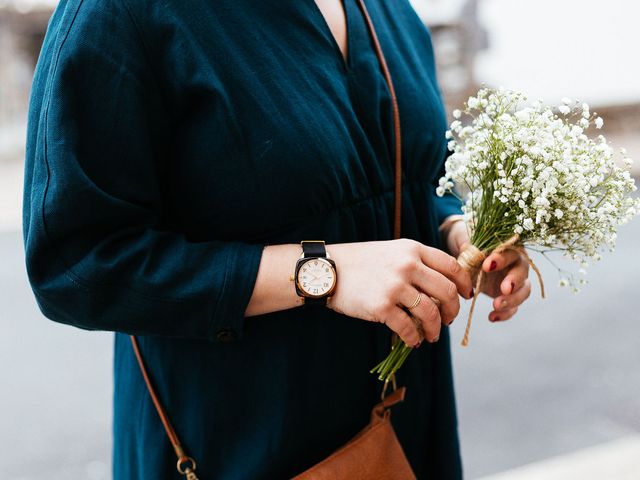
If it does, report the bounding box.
[493,316,501,322]
[431,336,440,343]
[500,299,508,308]
[489,261,497,271]
[510,281,515,294]
[415,341,422,348]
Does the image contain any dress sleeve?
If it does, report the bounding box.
[22,0,264,342]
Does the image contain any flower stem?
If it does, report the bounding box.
[370,339,413,382]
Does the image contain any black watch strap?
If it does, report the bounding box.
[304,296,326,307]
[301,240,326,258]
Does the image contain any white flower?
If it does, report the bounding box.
[595,117,604,129]
[561,97,572,105]
[437,86,640,283]
[453,109,461,119]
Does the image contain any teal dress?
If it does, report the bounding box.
[23,0,464,478]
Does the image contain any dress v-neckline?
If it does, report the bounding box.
[309,0,354,72]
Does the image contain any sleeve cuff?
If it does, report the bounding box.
[209,242,265,343]
[433,191,464,226]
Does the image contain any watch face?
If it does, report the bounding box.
[296,258,336,297]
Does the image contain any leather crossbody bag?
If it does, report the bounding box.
[130,0,416,478]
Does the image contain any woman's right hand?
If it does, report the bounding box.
[327,239,473,347]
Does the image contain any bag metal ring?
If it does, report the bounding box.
[177,456,197,475]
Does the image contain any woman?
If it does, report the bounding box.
[23,0,532,478]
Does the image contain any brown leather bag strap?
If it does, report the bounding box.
[355,0,402,239]
[130,0,403,475]
[130,336,199,479]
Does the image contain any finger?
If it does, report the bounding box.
[399,287,427,340]
[385,306,423,347]
[418,245,473,299]
[493,278,531,311]
[489,306,518,322]
[410,266,460,325]
[482,249,521,273]
[403,291,442,342]
[499,258,530,296]
[411,300,442,343]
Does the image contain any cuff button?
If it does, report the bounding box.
[216,328,237,342]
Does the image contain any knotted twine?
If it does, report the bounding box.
[456,234,546,346]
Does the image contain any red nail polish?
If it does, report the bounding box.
[469,288,475,298]
[489,261,497,271]
[510,281,515,294]
[494,316,501,322]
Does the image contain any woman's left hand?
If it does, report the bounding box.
[444,219,532,323]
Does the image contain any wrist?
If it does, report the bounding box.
[439,215,467,256]
[245,243,302,317]
[322,242,349,312]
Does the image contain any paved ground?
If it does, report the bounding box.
[479,436,640,480]
[1,153,640,479]
[0,231,112,480]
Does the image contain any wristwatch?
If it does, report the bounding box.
[294,240,338,307]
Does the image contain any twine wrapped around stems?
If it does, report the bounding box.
[457,234,545,346]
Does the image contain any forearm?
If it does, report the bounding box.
[244,243,303,316]
[244,242,350,317]
[439,214,467,257]
[244,222,469,318]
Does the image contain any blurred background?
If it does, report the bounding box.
[1,0,638,478]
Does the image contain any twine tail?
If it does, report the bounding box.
[461,270,484,347]
[458,234,546,347]
[517,248,545,298]
[457,243,487,348]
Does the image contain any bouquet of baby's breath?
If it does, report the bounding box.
[372,87,640,384]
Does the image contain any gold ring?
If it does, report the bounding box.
[407,292,423,310]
